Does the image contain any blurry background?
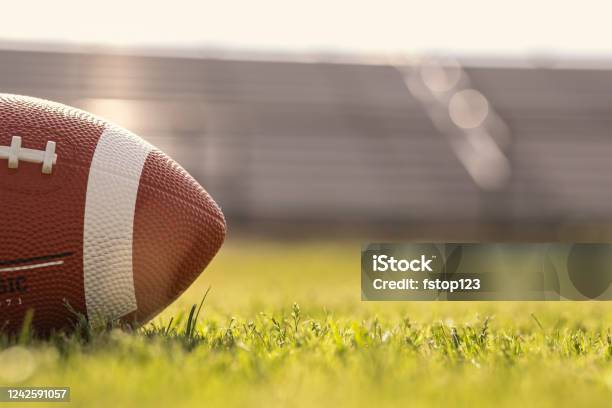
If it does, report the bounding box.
[5,5,612,406]
[2,0,612,241]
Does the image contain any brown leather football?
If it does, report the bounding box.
[0,94,226,334]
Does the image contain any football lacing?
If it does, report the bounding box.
[0,136,57,174]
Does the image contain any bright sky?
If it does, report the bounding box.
[2,1,612,57]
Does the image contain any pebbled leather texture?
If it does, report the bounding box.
[0,94,226,334]
[130,150,226,324]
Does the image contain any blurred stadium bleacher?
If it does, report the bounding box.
[2,48,612,237]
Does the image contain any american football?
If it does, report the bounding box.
[0,94,226,333]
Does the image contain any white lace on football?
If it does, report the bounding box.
[0,136,57,174]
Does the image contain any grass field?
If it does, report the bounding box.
[2,239,612,407]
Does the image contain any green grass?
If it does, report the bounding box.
[2,240,612,407]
